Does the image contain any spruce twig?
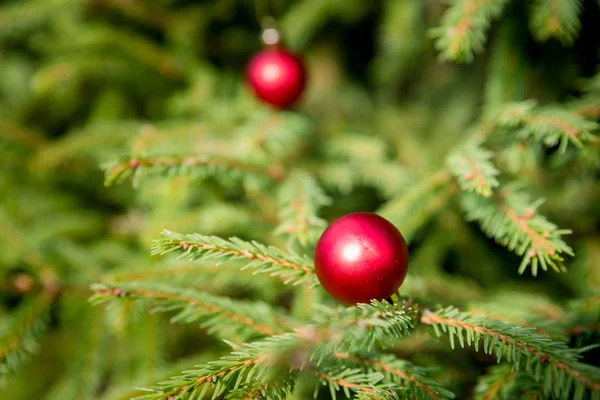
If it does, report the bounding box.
[133,300,416,399]
[151,230,317,286]
[0,294,52,386]
[488,101,598,151]
[420,307,600,399]
[103,154,282,186]
[447,145,499,197]
[275,170,331,247]
[91,282,290,339]
[334,352,455,400]
[431,0,510,63]
[474,364,517,400]
[460,184,573,275]
[529,0,583,45]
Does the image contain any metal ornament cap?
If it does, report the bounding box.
[314,212,409,304]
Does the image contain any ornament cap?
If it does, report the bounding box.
[261,28,281,46]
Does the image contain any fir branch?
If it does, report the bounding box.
[474,364,517,400]
[484,18,528,112]
[489,101,598,151]
[136,300,414,399]
[0,0,78,40]
[104,261,284,297]
[316,369,395,399]
[529,0,582,45]
[420,307,600,399]
[467,293,566,339]
[234,111,312,159]
[447,145,500,197]
[90,282,289,339]
[133,334,299,400]
[312,299,416,352]
[0,209,55,275]
[378,169,451,223]
[45,305,108,400]
[402,273,484,304]
[275,170,331,246]
[225,379,293,400]
[0,294,52,386]
[431,0,509,63]
[501,372,547,400]
[562,294,600,340]
[334,352,455,400]
[151,230,317,286]
[571,99,600,119]
[0,121,47,150]
[460,184,573,275]
[318,161,412,198]
[32,57,169,96]
[324,133,389,162]
[104,154,278,187]
[94,0,168,29]
[48,24,183,79]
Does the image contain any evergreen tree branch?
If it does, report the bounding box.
[378,169,451,224]
[0,122,47,150]
[447,145,500,197]
[334,352,455,400]
[460,184,573,275]
[0,293,52,386]
[529,0,582,45]
[133,334,298,400]
[312,300,415,352]
[136,300,414,399]
[474,364,517,400]
[431,0,509,63]
[402,273,484,304]
[45,305,108,400]
[94,0,169,29]
[561,294,600,340]
[488,101,598,151]
[104,154,280,187]
[420,307,600,399]
[151,230,317,286]
[484,18,529,112]
[226,380,293,400]
[0,0,78,40]
[316,369,395,399]
[233,111,312,160]
[91,282,289,339]
[46,24,183,80]
[318,161,412,199]
[275,170,331,247]
[32,56,170,96]
[571,100,600,119]
[0,209,55,276]
[104,262,284,297]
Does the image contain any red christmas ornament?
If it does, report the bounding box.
[314,212,409,304]
[246,46,306,108]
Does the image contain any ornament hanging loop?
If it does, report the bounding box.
[261,22,281,46]
[254,0,282,45]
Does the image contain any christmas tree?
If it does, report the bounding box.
[1,0,600,399]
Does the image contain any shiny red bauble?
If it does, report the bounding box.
[245,46,306,108]
[314,212,409,304]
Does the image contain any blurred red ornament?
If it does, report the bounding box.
[314,212,409,304]
[246,46,306,108]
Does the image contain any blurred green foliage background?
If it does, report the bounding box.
[1,0,600,399]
